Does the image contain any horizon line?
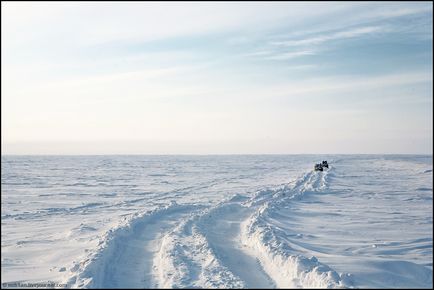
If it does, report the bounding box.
[2,153,432,156]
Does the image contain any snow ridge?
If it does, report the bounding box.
[241,167,352,288]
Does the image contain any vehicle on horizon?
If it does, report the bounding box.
[314,163,323,171]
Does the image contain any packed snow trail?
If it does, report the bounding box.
[99,204,202,288]
[194,201,276,288]
[154,210,246,288]
[67,203,205,288]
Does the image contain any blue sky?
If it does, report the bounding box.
[2,2,433,154]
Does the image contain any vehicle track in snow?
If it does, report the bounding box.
[70,169,343,289]
[69,203,203,288]
[100,207,197,288]
[194,201,276,288]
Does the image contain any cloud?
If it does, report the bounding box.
[241,2,431,63]
[244,26,381,62]
[262,50,316,60]
[2,2,432,154]
[359,4,432,20]
[215,71,433,104]
[1,2,348,50]
[271,26,382,47]
[274,71,432,97]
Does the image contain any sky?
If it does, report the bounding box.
[2,1,433,154]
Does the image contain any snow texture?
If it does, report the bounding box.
[1,155,432,288]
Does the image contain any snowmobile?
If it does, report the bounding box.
[314,163,323,171]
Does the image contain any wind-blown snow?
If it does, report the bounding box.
[1,155,432,288]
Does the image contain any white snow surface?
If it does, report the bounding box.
[1,155,432,288]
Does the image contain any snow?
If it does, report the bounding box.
[1,155,432,288]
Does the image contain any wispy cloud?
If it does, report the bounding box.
[242,2,431,64]
[242,48,317,61]
[242,50,276,57]
[262,50,316,60]
[361,4,432,20]
[271,26,382,47]
[231,71,433,101]
[244,25,383,63]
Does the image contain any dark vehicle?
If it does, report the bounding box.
[314,163,323,171]
[322,160,329,168]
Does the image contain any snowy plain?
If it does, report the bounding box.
[1,155,432,288]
